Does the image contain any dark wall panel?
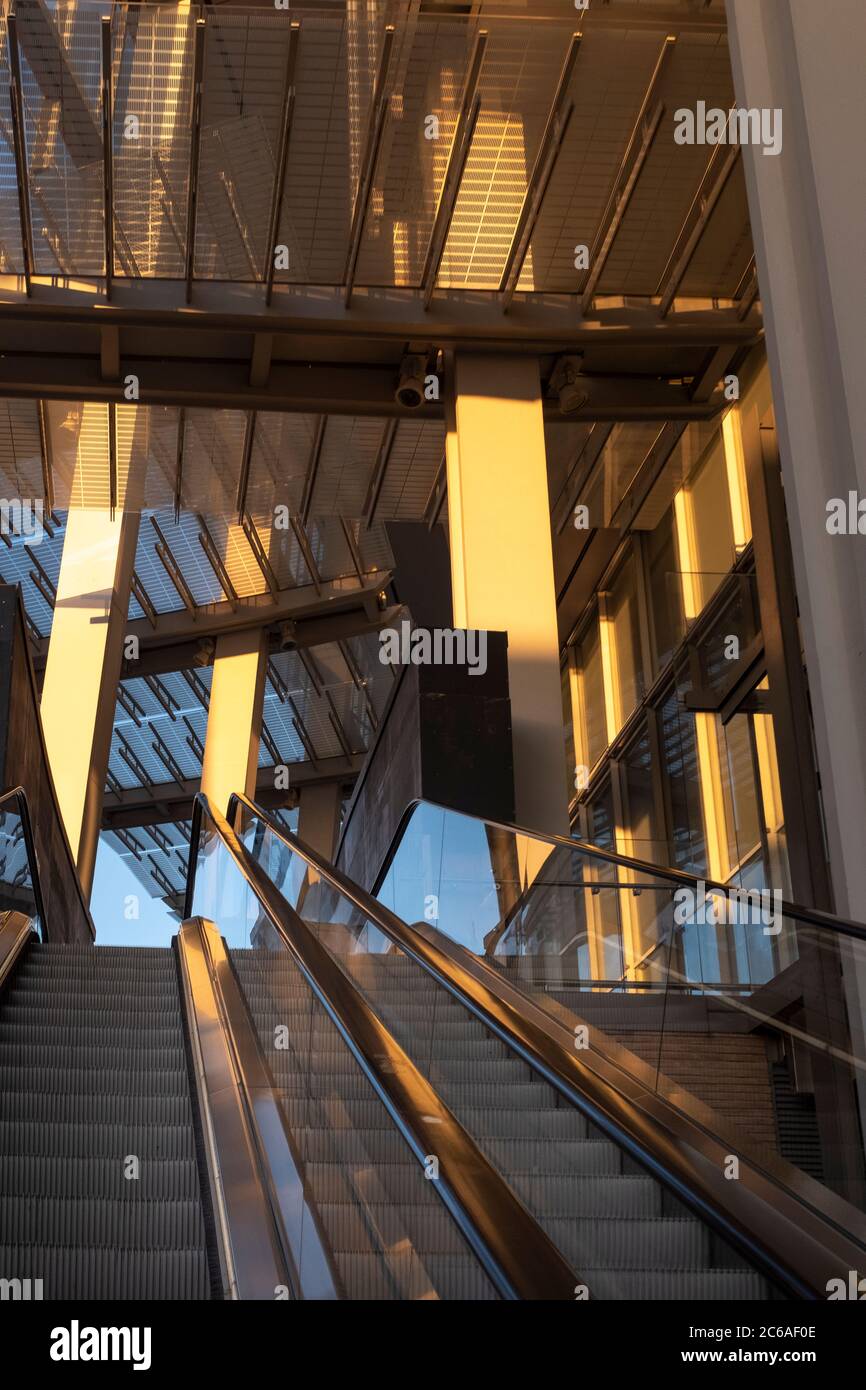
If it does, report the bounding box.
[336,630,513,893]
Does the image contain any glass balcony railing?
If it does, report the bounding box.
[376,800,866,1225]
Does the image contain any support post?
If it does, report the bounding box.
[446,354,568,835]
[200,627,267,819]
[40,507,140,900]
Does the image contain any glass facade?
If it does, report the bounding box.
[562,369,792,986]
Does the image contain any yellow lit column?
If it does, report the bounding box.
[446,354,569,836]
[200,627,267,818]
[40,507,140,900]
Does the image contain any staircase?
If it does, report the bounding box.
[231,949,497,1301]
[0,943,211,1300]
[322,943,775,1300]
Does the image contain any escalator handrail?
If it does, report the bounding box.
[231,791,866,1300]
[0,785,47,940]
[187,792,580,1301]
[382,798,866,943]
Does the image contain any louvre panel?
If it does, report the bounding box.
[200,513,269,600]
[0,18,24,272]
[194,12,293,280]
[0,400,43,500]
[246,509,311,590]
[374,419,444,520]
[107,819,190,903]
[273,9,380,287]
[111,4,197,277]
[244,413,318,519]
[308,415,385,520]
[354,13,476,288]
[437,18,575,291]
[146,512,225,608]
[115,405,179,513]
[678,157,752,300]
[46,401,110,510]
[515,30,664,295]
[598,35,736,296]
[182,409,246,513]
[17,0,104,275]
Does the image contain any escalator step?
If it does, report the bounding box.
[0,1244,210,1301]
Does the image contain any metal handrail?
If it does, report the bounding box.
[0,785,47,939]
[229,790,866,1301]
[186,792,579,1301]
[380,798,866,943]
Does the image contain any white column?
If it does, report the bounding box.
[726,0,866,921]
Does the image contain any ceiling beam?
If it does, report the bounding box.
[102,754,362,831]
[0,356,732,421]
[0,279,763,353]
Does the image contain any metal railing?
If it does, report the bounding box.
[187,791,579,1301]
[229,790,866,1301]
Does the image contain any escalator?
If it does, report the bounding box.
[227,791,866,1301]
[0,942,211,1299]
[0,787,571,1300]
[3,773,865,1300]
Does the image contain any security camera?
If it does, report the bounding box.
[549,354,590,415]
[395,354,428,409]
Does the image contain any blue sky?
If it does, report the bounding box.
[90,836,179,946]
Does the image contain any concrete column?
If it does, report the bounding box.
[298,781,342,861]
[40,507,139,900]
[446,354,568,836]
[200,627,267,819]
[726,0,866,922]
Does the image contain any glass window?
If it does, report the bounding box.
[645,508,683,671]
[573,614,607,774]
[682,434,736,613]
[604,550,645,731]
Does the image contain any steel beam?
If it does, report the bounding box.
[131,571,158,629]
[197,515,239,608]
[0,279,762,353]
[658,142,741,318]
[37,399,53,512]
[343,25,394,307]
[300,415,327,527]
[0,356,731,421]
[363,418,398,529]
[173,408,186,523]
[150,515,197,615]
[235,410,256,523]
[420,29,487,310]
[102,753,362,831]
[101,15,114,300]
[241,512,279,597]
[580,36,676,315]
[265,20,300,306]
[108,401,117,517]
[6,11,34,295]
[500,33,580,309]
[184,17,207,304]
